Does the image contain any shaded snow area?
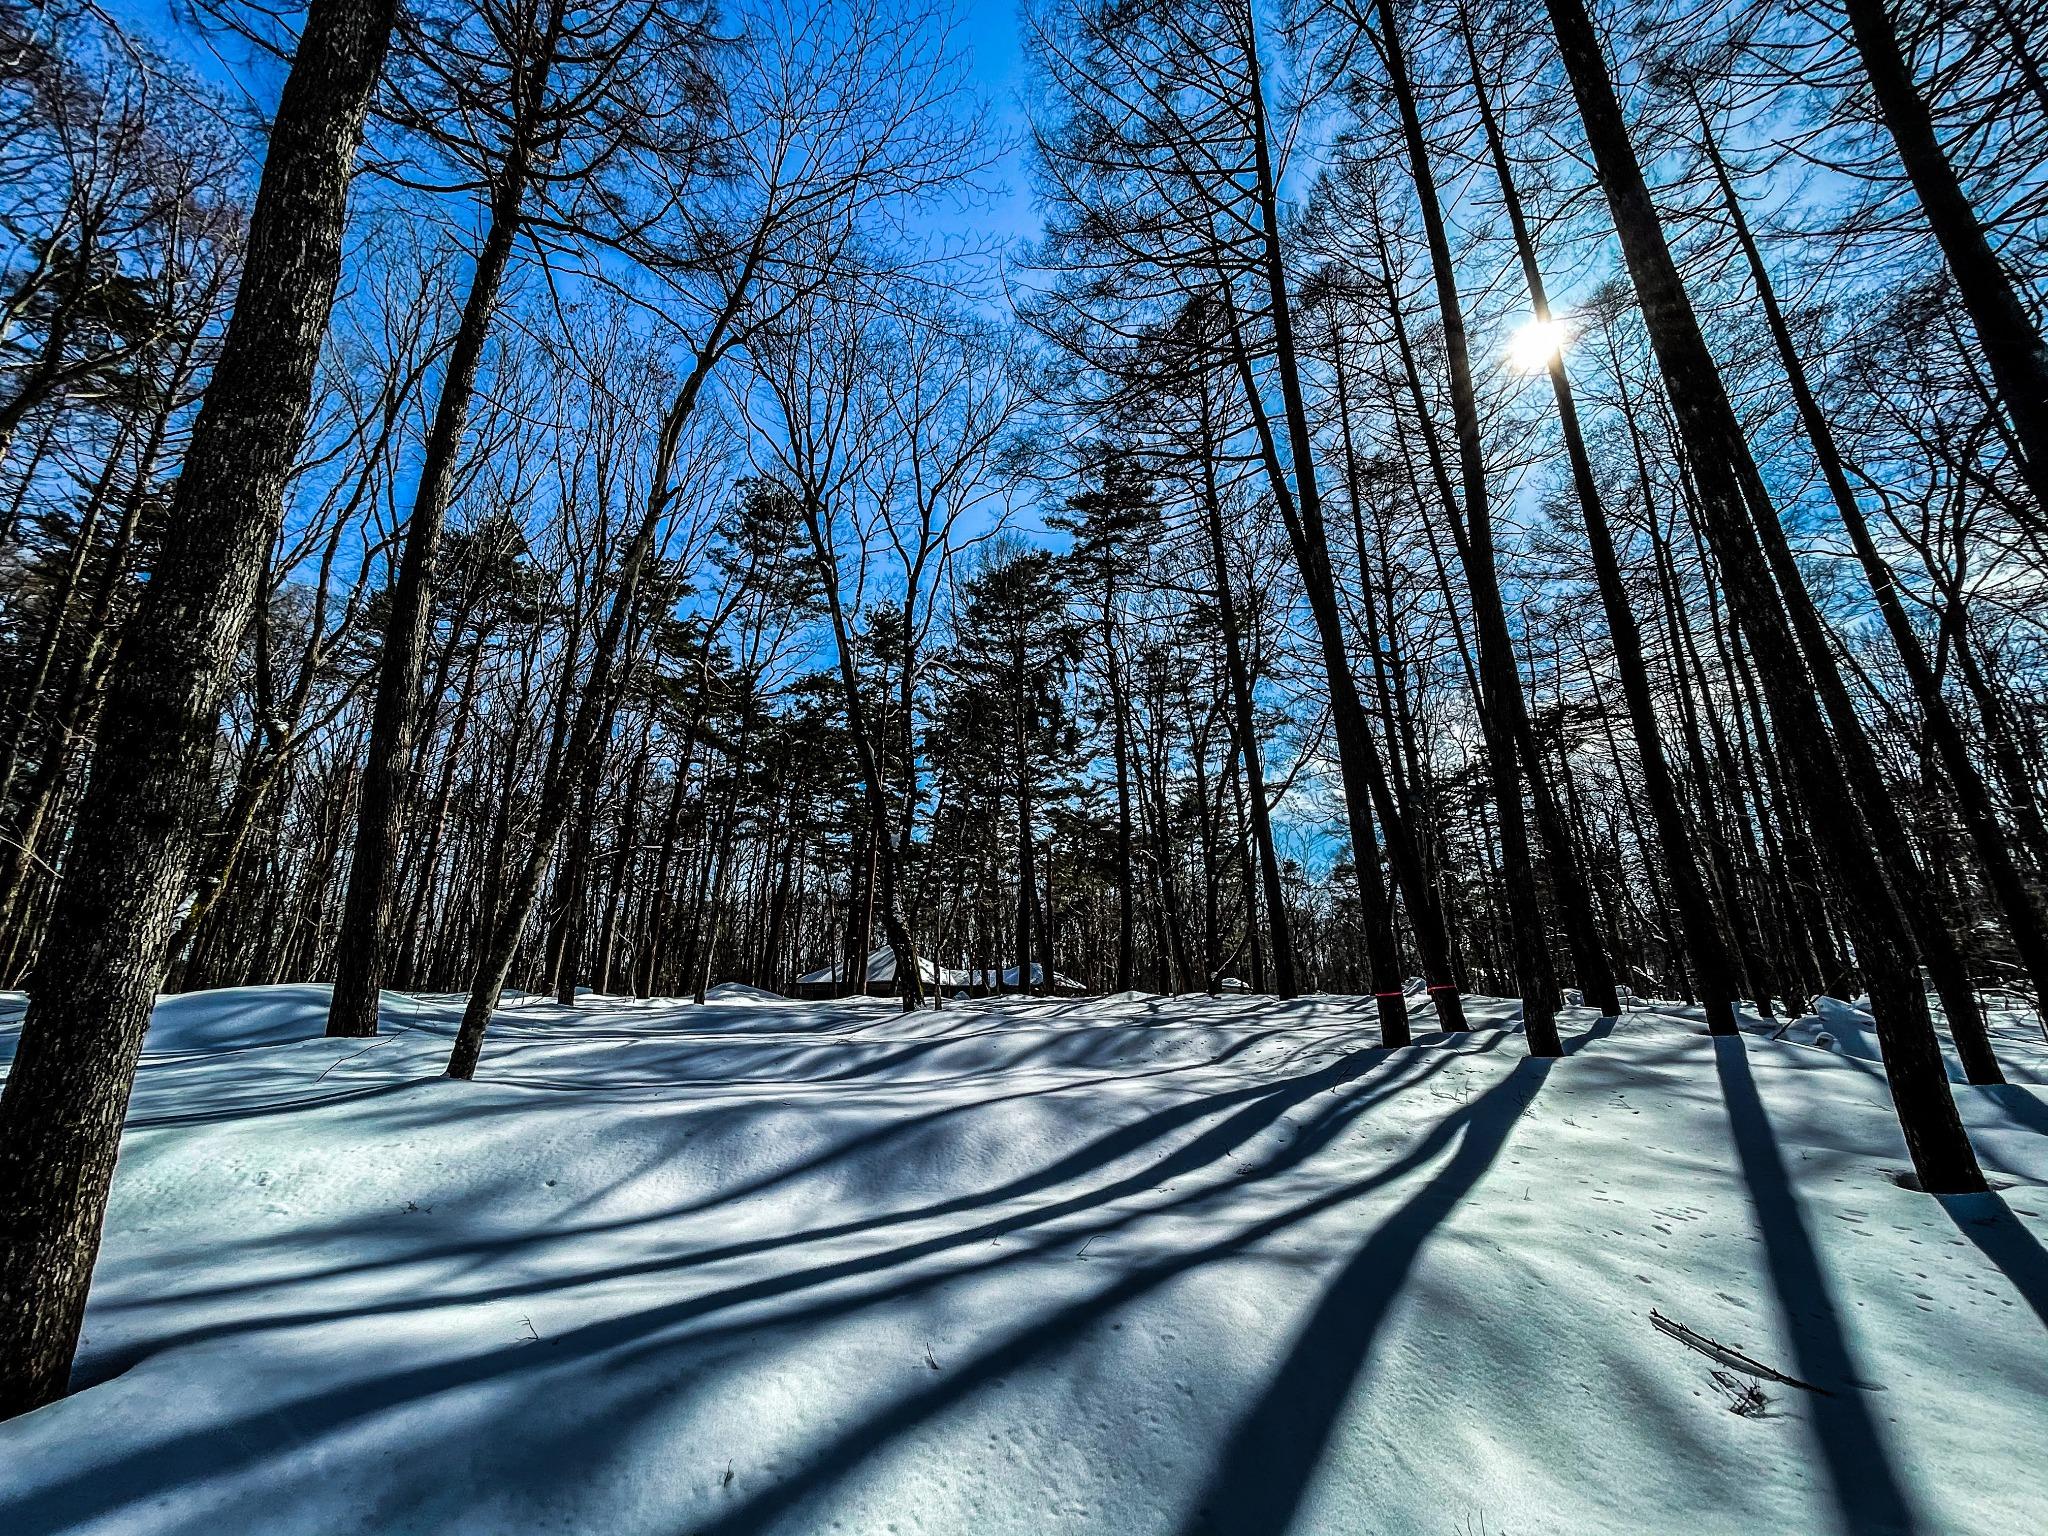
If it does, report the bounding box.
[3,986,2046,1535]
[1761,994,2048,1086]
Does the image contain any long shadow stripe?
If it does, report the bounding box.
[1713,1034,1923,1535]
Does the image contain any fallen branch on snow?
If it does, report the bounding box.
[1650,1309,1833,1396]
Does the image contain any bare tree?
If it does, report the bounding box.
[1538,0,1985,1192]
[0,0,400,1420]
[326,0,719,1037]
[444,0,981,1072]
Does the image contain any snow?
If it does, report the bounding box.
[140,985,339,1055]
[1,985,2044,1535]
[1757,995,2048,1086]
[701,982,788,1004]
[961,963,1086,992]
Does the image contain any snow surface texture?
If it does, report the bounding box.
[1,984,2045,1535]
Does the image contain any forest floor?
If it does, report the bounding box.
[1,983,2045,1535]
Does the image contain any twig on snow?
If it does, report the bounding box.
[1650,1309,1832,1395]
[316,1035,392,1082]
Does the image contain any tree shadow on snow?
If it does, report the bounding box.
[1936,1190,2048,1331]
[96,1025,1298,1317]
[676,1056,1551,1536]
[12,1036,1508,1533]
[1172,1055,1553,1536]
[1560,1012,1622,1054]
[1712,1034,1925,1536]
[1979,1082,2048,1139]
[105,1031,1459,1345]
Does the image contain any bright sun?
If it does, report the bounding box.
[1507,315,1569,373]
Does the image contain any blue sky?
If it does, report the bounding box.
[113,0,283,106]
[107,1,1044,251]
[928,3,1042,256]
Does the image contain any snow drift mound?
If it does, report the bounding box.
[703,982,787,1003]
[141,984,339,1054]
[1768,995,2048,1086]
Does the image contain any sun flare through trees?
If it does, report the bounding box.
[0,0,2045,1529]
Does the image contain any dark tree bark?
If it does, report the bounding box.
[327,12,560,1038]
[1225,307,1415,1042]
[798,515,923,1012]
[1194,374,1297,998]
[1840,0,2048,525]
[1627,397,1793,1015]
[552,653,627,1004]
[1541,0,1984,1192]
[447,507,653,1077]
[1240,15,1457,1040]
[1106,588,1137,993]
[1697,101,2027,1077]
[1014,650,1037,995]
[1947,608,2048,875]
[1374,0,1607,1050]
[0,417,137,811]
[445,321,730,1075]
[1462,28,1740,1029]
[0,0,397,1419]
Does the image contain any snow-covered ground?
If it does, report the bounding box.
[2,984,2044,1535]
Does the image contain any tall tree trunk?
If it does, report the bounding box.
[1240,13,1450,1040]
[1541,0,1984,1192]
[805,508,922,1011]
[171,508,358,984]
[0,0,398,1419]
[0,417,135,810]
[1948,611,2048,875]
[1840,0,2048,524]
[1015,657,1036,995]
[693,707,760,1005]
[1376,0,1572,1053]
[327,90,548,1038]
[0,377,175,937]
[446,320,732,1075]
[394,634,488,981]
[1105,591,1136,993]
[1225,739,1267,992]
[639,722,700,995]
[1629,395,1788,1014]
[1191,713,1220,990]
[1461,24,1736,1028]
[550,713,610,1004]
[1197,380,1297,998]
[1699,103,2027,1075]
[1040,818,1058,996]
[596,740,648,994]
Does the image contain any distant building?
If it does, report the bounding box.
[957,963,1088,997]
[789,948,1087,999]
[791,946,972,999]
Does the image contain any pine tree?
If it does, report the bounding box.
[951,546,1084,994]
